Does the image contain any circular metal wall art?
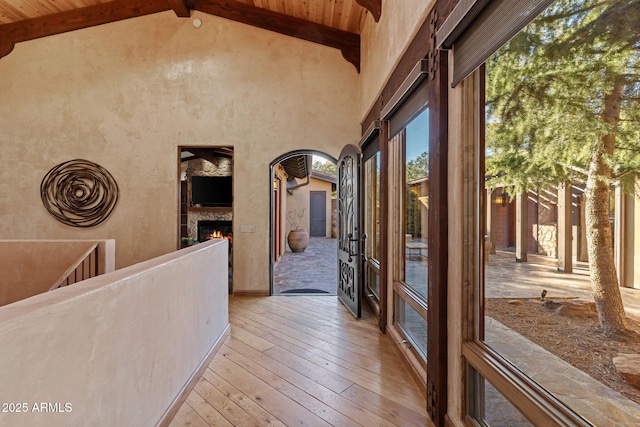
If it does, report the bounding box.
[40,159,119,227]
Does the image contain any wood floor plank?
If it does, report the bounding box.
[237,304,403,365]
[231,304,406,375]
[220,343,362,427]
[263,345,426,413]
[222,330,397,427]
[255,299,397,355]
[270,295,376,325]
[246,296,379,336]
[226,336,353,394]
[341,384,430,427]
[235,418,264,427]
[229,325,275,352]
[211,352,335,427]
[274,295,380,331]
[228,308,415,386]
[169,296,432,427]
[168,403,210,427]
[186,391,234,427]
[202,368,287,427]
[229,313,418,391]
[194,377,253,426]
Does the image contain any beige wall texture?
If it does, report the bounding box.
[0,240,115,306]
[359,0,435,121]
[0,239,229,427]
[0,11,360,294]
[286,177,334,237]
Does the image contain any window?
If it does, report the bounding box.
[403,110,429,298]
[458,1,640,424]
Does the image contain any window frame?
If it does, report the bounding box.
[457,66,593,427]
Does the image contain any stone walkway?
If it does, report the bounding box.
[273,237,337,294]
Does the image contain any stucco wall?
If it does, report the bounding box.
[359,0,436,121]
[0,11,360,293]
[0,239,229,427]
[0,240,115,306]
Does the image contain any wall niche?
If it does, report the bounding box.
[179,148,233,242]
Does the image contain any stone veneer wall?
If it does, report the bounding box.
[186,157,233,240]
[537,223,558,257]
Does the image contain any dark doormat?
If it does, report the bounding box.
[279,289,330,294]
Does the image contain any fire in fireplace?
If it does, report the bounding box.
[197,220,232,243]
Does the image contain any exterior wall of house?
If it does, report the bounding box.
[490,189,558,255]
[359,0,436,121]
[0,11,360,294]
[286,177,334,238]
[493,202,511,247]
[623,182,640,289]
[527,192,538,254]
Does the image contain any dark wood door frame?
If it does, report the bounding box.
[426,41,449,427]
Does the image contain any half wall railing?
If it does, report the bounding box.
[0,240,115,307]
[49,242,100,291]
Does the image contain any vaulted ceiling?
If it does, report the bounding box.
[0,0,382,71]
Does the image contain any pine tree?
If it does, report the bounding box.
[486,0,640,338]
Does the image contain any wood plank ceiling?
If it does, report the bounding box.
[0,0,382,71]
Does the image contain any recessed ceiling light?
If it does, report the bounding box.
[193,18,202,29]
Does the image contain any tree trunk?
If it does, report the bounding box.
[585,74,630,338]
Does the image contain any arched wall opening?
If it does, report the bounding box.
[270,150,338,295]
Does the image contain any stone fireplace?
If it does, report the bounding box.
[185,156,233,241]
[187,210,233,241]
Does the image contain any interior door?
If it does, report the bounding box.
[337,144,363,318]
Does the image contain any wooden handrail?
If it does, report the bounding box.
[49,242,100,291]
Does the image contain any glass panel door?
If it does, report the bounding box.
[364,151,381,299]
[391,107,430,360]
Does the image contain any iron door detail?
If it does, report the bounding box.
[337,144,362,318]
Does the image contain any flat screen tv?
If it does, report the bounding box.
[191,176,232,207]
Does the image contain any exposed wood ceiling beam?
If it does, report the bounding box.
[167,0,192,18]
[192,0,360,72]
[0,0,362,70]
[0,39,14,58]
[0,0,171,59]
[355,0,381,22]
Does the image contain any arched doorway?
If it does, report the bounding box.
[270,150,338,295]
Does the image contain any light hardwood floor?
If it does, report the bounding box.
[169,295,432,427]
